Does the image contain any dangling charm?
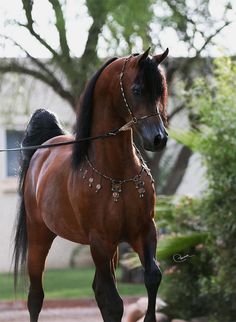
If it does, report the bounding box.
[80,162,84,172]
[111,181,122,202]
[134,175,145,198]
[95,176,102,193]
[95,184,102,193]
[82,169,88,179]
[88,177,94,187]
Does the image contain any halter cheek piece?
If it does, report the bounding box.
[119,55,164,131]
[119,55,138,123]
[0,55,165,153]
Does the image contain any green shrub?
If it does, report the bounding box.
[156,196,212,320]
[166,57,236,321]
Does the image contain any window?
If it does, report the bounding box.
[6,130,24,177]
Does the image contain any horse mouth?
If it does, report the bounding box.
[137,123,168,152]
[143,136,168,151]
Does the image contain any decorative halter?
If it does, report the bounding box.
[119,55,163,131]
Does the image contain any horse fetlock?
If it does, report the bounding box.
[105,296,124,322]
[144,313,157,322]
[27,289,44,322]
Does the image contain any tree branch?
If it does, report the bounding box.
[21,0,59,57]
[77,1,108,88]
[168,103,186,121]
[0,61,75,107]
[196,20,232,56]
[48,0,70,59]
[0,34,60,84]
[161,146,192,195]
[20,0,79,95]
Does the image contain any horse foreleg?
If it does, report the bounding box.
[132,222,162,322]
[90,237,123,322]
[111,248,119,278]
[27,225,55,322]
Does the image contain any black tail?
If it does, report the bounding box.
[13,109,65,289]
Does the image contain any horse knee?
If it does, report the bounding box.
[144,263,162,290]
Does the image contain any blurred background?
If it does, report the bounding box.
[0,1,235,321]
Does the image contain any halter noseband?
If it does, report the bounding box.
[119,55,163,127]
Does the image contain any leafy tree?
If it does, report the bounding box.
[190,58,236,321]
[0,0,234,193]
[169,57,236,321]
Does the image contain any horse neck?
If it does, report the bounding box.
[88,102,140,178]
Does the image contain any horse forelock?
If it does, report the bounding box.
[137,57,168,124]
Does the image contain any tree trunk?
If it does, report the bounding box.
[161,146,192,195]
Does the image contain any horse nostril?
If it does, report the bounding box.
[154,134,162,146]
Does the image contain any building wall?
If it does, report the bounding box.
[0,76,78,272]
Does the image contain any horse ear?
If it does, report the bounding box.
[137,47,151,64]
[153,48,169,65]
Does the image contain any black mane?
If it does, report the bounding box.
[138,57,165,105]
[72,57,117,168]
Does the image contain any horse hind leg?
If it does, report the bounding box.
[27,224,55,322]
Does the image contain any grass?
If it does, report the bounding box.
[0,267,146,301]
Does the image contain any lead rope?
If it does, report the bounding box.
[0,113,160,153]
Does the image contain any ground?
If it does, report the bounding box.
[0,298,140,322]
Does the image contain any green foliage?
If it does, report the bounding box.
[155,196,212,320]
[169,128,200,152]
[159,0,211,40]
[160,244,213,320]
[189,57,236,321]
[166,58,236,321]
[156,195,204,234]
[157,232,207,260]
[121,229,207,270]
[104,0,155,51]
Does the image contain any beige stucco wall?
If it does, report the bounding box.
[0,75,78,272]
[0,183,78,272]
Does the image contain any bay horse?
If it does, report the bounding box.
[13,47,169,322]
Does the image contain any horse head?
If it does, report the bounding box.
[115,47,169,151]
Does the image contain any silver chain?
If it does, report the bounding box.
[85,155,145,184]
[84,142,154,185]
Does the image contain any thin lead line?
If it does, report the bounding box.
[0,113,162,153]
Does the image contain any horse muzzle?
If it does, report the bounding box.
[137,120,168,152]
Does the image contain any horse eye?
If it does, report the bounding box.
[132,85,142,96]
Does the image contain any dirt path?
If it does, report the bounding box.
[0,307,103,322]
[0,298,140,322]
